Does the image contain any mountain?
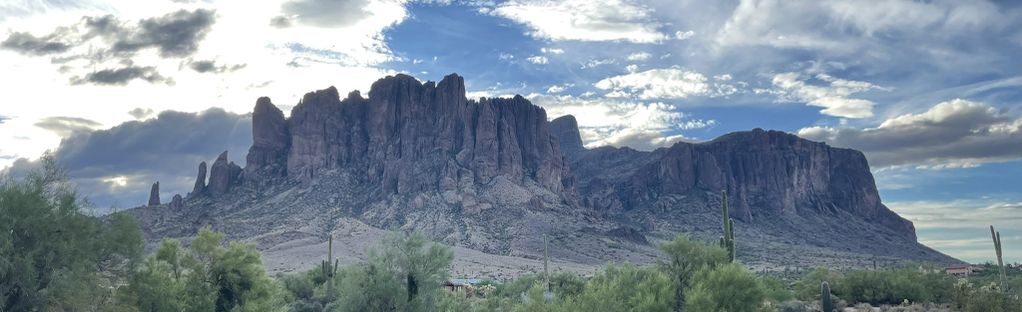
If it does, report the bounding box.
[130,73,958,277]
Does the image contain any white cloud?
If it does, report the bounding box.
[546,84,570,93]
[625,52,651,61]
[716,0,1004,50]
[0,0,404,168]
[625,64,638,73]
[798,99,1022,169]
[767,71,884,118]
[490,0,668,43]
[674,30,694,40]
[527,93,714,151]
[594,68,739,99]
[526,55,548,64]
[540,47,564,54]
[580,58,614,69]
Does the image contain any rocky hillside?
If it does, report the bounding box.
[131,73,958,276]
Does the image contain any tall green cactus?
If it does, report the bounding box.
[321,234,339,292]
[821,281,833,312]
[719,190,736,263]
[991,225,1007,295]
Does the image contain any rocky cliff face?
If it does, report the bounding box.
[138,73,952,271]
[251,74,566,197]
[595,129,915,239]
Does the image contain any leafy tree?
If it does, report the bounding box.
[330,231,454,312]
[657,234,728,311]
[0,156,143,310]
[564,264,675,312]
[684,263,766,312]
[759,275,794,303]
[119,227,279,311]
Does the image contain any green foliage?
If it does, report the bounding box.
[657,234,728,310]
[0,157,143,311]
[119,227,280,312]
[329,231,454,312]
[836,267,953,305]
[759,275,794,303]
[793,267,841,302]
[567,264,675,312]
[951,279,1022,312]
[684,263,766,312]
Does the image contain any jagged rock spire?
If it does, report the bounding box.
[147,181,160,206]
[192,161,207,196]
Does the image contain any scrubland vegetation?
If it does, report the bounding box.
[3,162,1020,311]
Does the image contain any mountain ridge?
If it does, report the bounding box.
[132,73,958,276]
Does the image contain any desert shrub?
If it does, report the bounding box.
[794,267,842,302]
[118,228,280,312]
[562,264,675,312]
[685,263,766,312]
[657,234,728,310]
[837,267,953,306]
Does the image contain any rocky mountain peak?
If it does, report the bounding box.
[550,115,584,154]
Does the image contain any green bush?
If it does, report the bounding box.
[684,263,766,312]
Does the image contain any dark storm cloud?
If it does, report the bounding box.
[2,108,253,209]
[799,99,1022,169]
[34,116,103,137]
[71,65,172,86]
[1,31,73,55]
[278,0,370,27]
[186,59,245,74]
[109,9,216,58]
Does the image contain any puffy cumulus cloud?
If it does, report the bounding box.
[527,93,715,151]
[798,99,1022,169]
[594,68,740,100]
[2,108,252,210]
[764,71,884,118]
[490,0,668,43]
[674,30,694,40]
[34,116,103,137]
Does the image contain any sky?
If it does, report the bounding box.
[0,0,1020,264]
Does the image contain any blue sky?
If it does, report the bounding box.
[1,0,1020,263]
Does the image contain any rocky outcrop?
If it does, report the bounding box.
[207,151,242,196]
[550,115,584,154]
[192,161,207,196]
[169,194,183,210]
[246,97,289,177]
[589,129,915,239]
[280,73,566,195]
[148,182,160,206]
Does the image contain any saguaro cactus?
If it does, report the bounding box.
[321,235,339,291]
[719,190,736,263]
[821,281,833,312]
[991,225,1007,294]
